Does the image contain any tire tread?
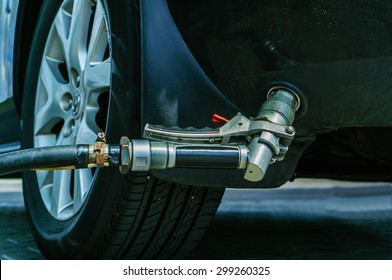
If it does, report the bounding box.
[100,173,224,259]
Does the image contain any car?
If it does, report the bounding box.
[1,0,391,259]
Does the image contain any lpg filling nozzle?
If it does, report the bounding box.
[0,87,300,182]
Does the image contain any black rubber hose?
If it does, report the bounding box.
[0,145,121,177]
[0,145,87,176]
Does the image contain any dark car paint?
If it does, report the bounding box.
[0,0,43,155]
[0,99,20,147]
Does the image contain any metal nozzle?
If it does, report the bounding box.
[244,87,300,182]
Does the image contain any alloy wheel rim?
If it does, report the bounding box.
[33,0,110,220]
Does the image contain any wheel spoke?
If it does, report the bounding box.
[37,170,53,211]
[36,170,52,192]
[85,0,110,92]
[50,170,73,218]
[76,117,100,144]
[35,84,70,137]
[35,56,74,136]
[87,1,107,62]
[54,6,72,54]
[34,104,68,136]
[39,56,68,98]
[67,0,92,72]
[84,59,111,91]
[73,169,92,211]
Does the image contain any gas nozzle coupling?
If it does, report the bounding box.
[125,86,300,182]
[244,87,300,181]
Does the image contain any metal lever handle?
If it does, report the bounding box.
[144,114,294,145]
[143,125,221,144]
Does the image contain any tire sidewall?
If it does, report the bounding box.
[21,0,139,258]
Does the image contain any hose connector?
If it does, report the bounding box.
[88,132,109,168]
[244,87,300,181]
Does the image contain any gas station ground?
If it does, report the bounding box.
[0,178,391,260]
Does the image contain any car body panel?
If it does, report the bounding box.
[0,0,20,150]
[141,0,240,129]
[0,0,18,103]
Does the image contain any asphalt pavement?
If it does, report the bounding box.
[1,178,391,260]
[0,179,42,260]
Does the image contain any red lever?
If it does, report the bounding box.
[212,113,229,126]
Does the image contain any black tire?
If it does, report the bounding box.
[21,0,224,259]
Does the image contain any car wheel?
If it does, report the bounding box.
[21,0,224,259]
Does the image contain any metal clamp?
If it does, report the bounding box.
[89,132,109,168]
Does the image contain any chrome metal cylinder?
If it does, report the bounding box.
[244,138,273,181]
[131,140,151,171]
[122,139,249,172]
[150,141,169,169]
